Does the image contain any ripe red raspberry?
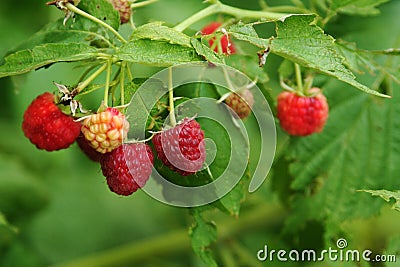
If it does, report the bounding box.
[81,107,129,154]
[225,88,254,119]
[152,118,206,176]
[201,22,236,55]
[107,0,131,24]
[100,143,154,196]
[277,88,329,136]
[76,134,103,162]
[22,92,81,151]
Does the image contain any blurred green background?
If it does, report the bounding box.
[1,0,400,267]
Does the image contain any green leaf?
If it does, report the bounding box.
[129,23,223,64]
[131,22,192,47]
[11,20,100,51]
[228,22,269,48]
[190,38,223,64]
[198,116,248,216]
[360,190,400,211]
[270,15,388,97]
[329,0,390,16]
[335,40,400,86]
[0,43,97,78]
[117,39,203,66]
[77,0,120,31]
[189,209,218,267]
[283,81,400,239]
[216,173,248,216]
[334,40,377,74]
[125,77,167,138]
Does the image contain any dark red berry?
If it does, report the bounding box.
[152,118,206,176]
[22,92,81,151]
[277,88,329,136]
[100,143,154,196]
[201,22,236,55]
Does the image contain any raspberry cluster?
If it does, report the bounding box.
[22,92,153,196]
[22,91,208,195]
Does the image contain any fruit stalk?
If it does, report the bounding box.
[75,63,108,93]
[168,67,177,127]
[104,59,113,106]
[294,63,304,95]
